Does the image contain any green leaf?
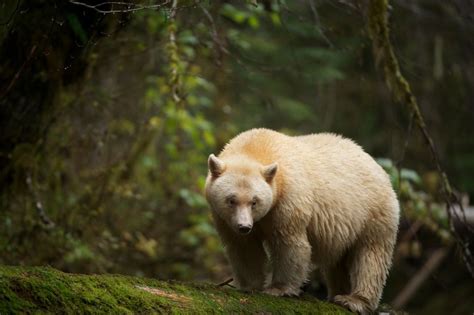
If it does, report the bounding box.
[400,168,422,184]
[221,4,248,24]
[178,30,199,45]
[67,14,87,45]
[248,16,260,29]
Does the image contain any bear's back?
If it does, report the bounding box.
[220,128,392,197]
[220,129,379,175]
[220,128,395,215]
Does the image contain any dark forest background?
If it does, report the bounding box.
[1,1,473,313]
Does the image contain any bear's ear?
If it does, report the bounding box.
[261,162,278,183]
[208,154,226,177]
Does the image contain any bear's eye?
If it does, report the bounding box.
[251,199,258,208]
[227,198,236,207]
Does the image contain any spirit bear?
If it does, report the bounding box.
[205,128,399,314]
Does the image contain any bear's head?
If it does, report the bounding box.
[205,154,278,235]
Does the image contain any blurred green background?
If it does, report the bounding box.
[1,1,473,313]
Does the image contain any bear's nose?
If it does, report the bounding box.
[238,224,252,234]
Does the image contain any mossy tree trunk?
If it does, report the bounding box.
[0,266,351,314]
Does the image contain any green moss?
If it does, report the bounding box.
[0,266,350,314]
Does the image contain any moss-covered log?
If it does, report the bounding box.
[0,266,352,314]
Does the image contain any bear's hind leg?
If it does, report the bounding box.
[334,228,396,315]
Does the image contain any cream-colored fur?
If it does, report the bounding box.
[205,128,399,314]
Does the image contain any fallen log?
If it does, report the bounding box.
[0,266,352,314]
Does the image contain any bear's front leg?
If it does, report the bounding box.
[224,236,268,291]
[265,232,312,296]
[213,214,268,291]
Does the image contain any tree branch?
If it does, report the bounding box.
[392,247,450,309]
[68,1,170,14]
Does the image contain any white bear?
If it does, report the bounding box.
[205,128,399,314]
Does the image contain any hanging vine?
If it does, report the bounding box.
[167,0,183,107]
[366,0,474,277]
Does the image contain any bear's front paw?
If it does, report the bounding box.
[333,294,372,315]
[263,286,301,297]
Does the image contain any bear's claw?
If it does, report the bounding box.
[333,294,372,315]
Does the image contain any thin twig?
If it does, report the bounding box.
[0,45,37,100]
[0,0,20,26]
[217,277,234,287]
[26,173,55,229]
[199,3,230,66]
[167,0,182,105]
[307,0,333,47]
[392,247,449,309]
[69,1,170,14]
